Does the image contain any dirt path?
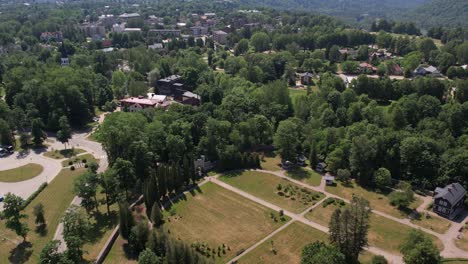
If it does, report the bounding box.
[210,177,404,264]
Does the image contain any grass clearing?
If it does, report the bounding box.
[304,203,444,254]
[61,153,98,167]
[285,167,322,187]
[163,182,288,263]
[326,180,423,219]
[239,221,374,264]
[410,212,452,234]
[220,171,325,214]
[0,163,44,182]
[260,153,282,171]
[0,168,86,264]
[103,235,137,264]
[43,148,86,159]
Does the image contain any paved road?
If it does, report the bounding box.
[0,150,63,210]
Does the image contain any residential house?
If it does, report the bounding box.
[433,183,466,218]
[60,58,69,67]
[40,31,63,42]
[112,23,126,33]
[388,64,403,76]
[124,28,142,33]
[191,26,208,37]
[358,63,377,74]
[156,75,183,95]
[148,43,164,51]
[299,72,314,85]
[414,65,442,77]
[98,14,116,27]
[120,94,169,112]
[213,30,228,45]
[118,13,140,21]
[176,91,201,106]
[148,29,181,40]
[82,24,106,39]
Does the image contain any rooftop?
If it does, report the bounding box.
[434,183,467,205]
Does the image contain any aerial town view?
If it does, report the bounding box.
[0,0,467,263]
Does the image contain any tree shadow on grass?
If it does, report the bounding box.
[35,224,48,237]
[8,241,32,264]
[286,167,311,180]
[86,210,118,244]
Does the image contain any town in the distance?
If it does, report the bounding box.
[0,0,467,263]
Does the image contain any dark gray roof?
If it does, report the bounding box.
[434,183,467,205]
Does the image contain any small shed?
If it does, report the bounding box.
[324,175,335,185]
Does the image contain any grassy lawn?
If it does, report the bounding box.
[163,182,288,263]
[304,203,444,255]
[289,88,307,104]
[82,189,119,262]
[410,212,452,234]
[326,180,423,219]
[442,258,468,264]
[61,153,98,167]
[220,171,325,214]
[455,226,468,251]
[43,148,86,159]
[239,221,375,264]
[285,167,322,187]
[0,163,44,182]
[103,235,137,264]
[0,168,86,264]
[260,153,282,171]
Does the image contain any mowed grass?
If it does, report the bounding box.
[239,221,375,264]
[285,167,322,187]
[305,203,444,255]
[61,153,98,167]
[82,189,119,262]
[410,212,452,234]
[0,168,85,264]
[260,154,282,171]
[0,163,43,182]
[326,180,423,219]
[220,171,325,214]
[43,148,86,159]
[163,182,287,263]
[103,235,137,264]
[455,227,468,251]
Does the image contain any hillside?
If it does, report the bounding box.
[235,0,429,23]
[399,0,468,28]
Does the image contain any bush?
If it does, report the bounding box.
[84,164,88,168]
[68,161,73,165]
[323,198,336,207]
[21,183,48,210]
[371,255,388,264]
[70,166,75,171]
[82,158,87,163]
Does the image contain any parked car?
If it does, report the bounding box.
[281,160,293,170]
[0,148,6,157]
[0,194,4,202]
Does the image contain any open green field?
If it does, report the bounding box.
[326,180,423,219]
[239,221,375,264]
[410,212,452,234]
[0,168,85,264]
[163,182,288,263]
[289,88,308,104]
[285,167,322,187]
[304,202,444,254]
[239,222,327,264]
[442,258,468,264]
[260,154,282,171]
[220,171,325,214]
[0,163,43,182]
[43,148,86,159]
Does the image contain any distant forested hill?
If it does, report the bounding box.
[399,0,468,28]
[235,0,429,23]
